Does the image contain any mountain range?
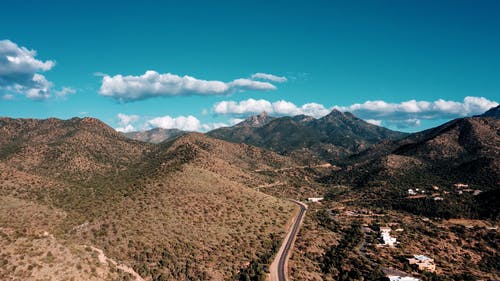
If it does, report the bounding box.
[1,105,498,280]
[320,106,500,219]
[126,109,408,162]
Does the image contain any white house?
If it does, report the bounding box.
[408,189,416,195]
[307,197,324,203]
[408,255,436,272]
[380,227,397,247]
[388,276,420,281]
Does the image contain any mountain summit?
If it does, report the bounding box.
[208,109,407,162]
[234,111,275,128]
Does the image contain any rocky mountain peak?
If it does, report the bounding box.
[236,111,274,128]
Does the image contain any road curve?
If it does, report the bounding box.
[269,200,307,281]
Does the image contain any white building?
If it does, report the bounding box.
[380,227,397,247]
[408,255,436,272]
[388,276,420,281]
[307,197,324,203]
[408,189,416,195]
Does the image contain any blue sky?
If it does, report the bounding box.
[0,0,498,132]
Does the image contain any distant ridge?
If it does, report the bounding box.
[124,127,186,143]
[207,109,407,162]
[476,104,500,119]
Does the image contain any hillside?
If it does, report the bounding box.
[124,127,187,143]
[0,117,297,281]
[0,117,151,182]
[208,110,407,162]
[320,116,500,219]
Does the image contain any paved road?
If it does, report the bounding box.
[270,200,307,281]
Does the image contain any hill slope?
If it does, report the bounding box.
[208,110,407,162]
[321,116,500,219]
[0,117,296,281]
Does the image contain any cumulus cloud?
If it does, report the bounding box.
[99,70,278,102]
[201,122,228,131]
[3,94,14,100]
[251,73,287,83]
[114,112,228,133]
[0,40,56,100]
[115,113,140,133]
[230,118,245,125]
[213,98,330,118]
[213,99,273,115]
[55,87,76,98]
[212,96,498,130]
[117,113,139,126]
[365,119,382,126]
[115,124,136,133]
[384,119,421,129]
[147,115,202,131]
[335,96,498,121]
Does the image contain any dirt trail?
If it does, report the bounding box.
[88,245,145,281]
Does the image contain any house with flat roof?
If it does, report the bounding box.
[379,227,398,247]
[408,255,436,272]
[388,276,420,281]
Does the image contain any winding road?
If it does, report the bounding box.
[270,200,308,281]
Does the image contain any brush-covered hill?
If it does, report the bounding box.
[0,117,297,281]
[207,110,407,162]
[321,115,500,219]
[124,127,187,143]
[0,117,151,182]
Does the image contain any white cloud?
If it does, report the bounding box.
[115,113,140,133]
[114,112,230,133]
[251,73,287,83]
[213,98,330,118]
[0,40,55,100]
[213,99,273,115]
[335,96,498,120]
[365,119,382,126]
[147,115,202,131]
[201,122,228,131]
[99,70,277,102]
[3,94,14,100]
[384,119,421,129]
[117,113,139,126]
[55,87,76,98]
[230,118,245,125]
[212,96,498,130]
[299,103,331,117]
[116,124,136,133]
[93,72,107,77]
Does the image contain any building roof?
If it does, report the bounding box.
[413,255,431,261]
[388,276,420,281]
